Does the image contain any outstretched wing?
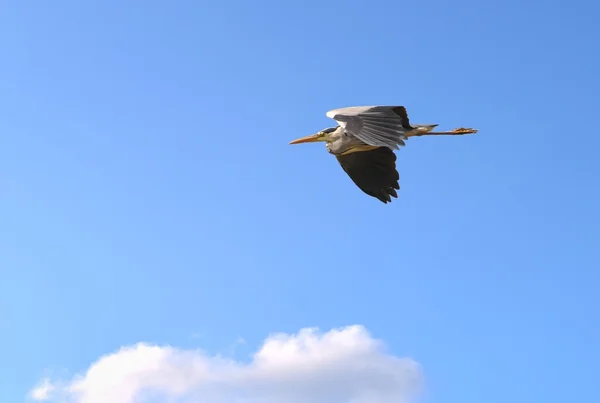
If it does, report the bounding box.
[326,105,412,150]
[335,147,400,203]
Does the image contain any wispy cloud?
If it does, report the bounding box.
[29,378,55,401]
[29,325,422,403]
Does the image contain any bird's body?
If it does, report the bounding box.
[289,105,478,203]
[321,126,371,155]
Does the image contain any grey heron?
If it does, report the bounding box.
[289,105,478,203]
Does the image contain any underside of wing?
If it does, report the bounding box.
[326,106,411,150]
[335,147,400,203]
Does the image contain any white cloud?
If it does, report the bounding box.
[29,325,423,403]
[30,378,55,400]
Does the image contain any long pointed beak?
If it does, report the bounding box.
[289,133,324,144]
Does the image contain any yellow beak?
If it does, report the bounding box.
[289,133,324,144]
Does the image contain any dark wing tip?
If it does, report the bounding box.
[335,147,400,204]
[391,106,412,130]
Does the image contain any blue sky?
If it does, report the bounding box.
[1,0,599,402]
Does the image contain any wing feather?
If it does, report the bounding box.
[335,147,400,203]
[326,105,410,150]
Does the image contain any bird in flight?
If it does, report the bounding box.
[289,105,477,203]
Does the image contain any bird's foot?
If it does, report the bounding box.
[451,127,478,134]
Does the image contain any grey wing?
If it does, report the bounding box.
[326,106,411,150]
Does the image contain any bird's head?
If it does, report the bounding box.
[289,126,339,145]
